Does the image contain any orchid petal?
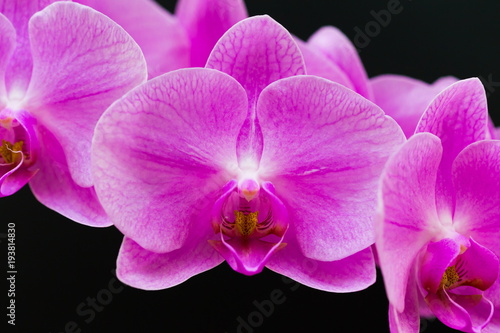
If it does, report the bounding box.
[117,236,223,290]
[25,2,147,187]
[176,0,247,67]
[258,75,404,261]
[419,237,464,294]
[206,15,305,108]
[416,78,488,218]
[483,278,500,333]
[92,68,248,253]
[0,152,36,197]
[371,74,458,138]
[388,274,420,333]
[453,140,500,257]
[29,125,110,227]
[77,0,189,78]
[210,237,286,276]
[0,0,58,94]
[456,238,499,291]
[0,12,15,101]
[206,16,305,170]
[0,109,39,196]
[493,127,500,140]
[426,287,493,333]
[307,26,372,99]
[296,38,355,91]
[266,238,375,292]
[376,132,443,312]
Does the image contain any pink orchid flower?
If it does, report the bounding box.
[0,1,147,226]
[376,78,500,332]
[92,16,405,290]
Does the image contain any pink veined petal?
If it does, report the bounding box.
[0,12,16,102]
[307,26,372,100]
[416,78,488,219]
[117,235,224,290]
[29,125,110,227]
[257,75,404,261]
[77,0,190,78]
[388,273,420,333]
[206,15,305,106]
[0,0,59,94]
[176,0,247,67]
[426,287,494,333]
[206,16,305,170]
[371,74,458,138]
[296,38,355,91]
[453,140,500,258]
[92,68,248,253]
[266,237,375,292]
[376,132,444,312]
[24,2,147,188]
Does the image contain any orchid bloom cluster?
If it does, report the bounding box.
[2,0,500,332]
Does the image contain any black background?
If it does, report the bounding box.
[4,0,500,332]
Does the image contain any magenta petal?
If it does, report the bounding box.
[29,125,110,227]
[258,75,404,261]
[92,68,248,253]
[371,74,458,138]
[206,16,305,169]
[0,154,37,197]
[453,140,500,257]
[0,12,16,101]
[117,236,223,290]
[25,2,147,187]
[211,236,286,276]
[388,275,420,333]
[307,26,372,99]
[176,0,247,67]
[206,15,305,108]
[266,239,375,292]
[1,0,59,93]
[376,133,443,312]
[296,38,355,91]
[261,181,288,236]
[419,237,464,294]
[458,238,499,289]
[483,279,500,333]
[416,78,488,217]
[426,287,493,333]
[77,0,189,78]
[0,109,39,196]
[493,127,500,140]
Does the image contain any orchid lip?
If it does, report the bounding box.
[209,179,289,274]
[418,236,499,332]
[0,109,39,196]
